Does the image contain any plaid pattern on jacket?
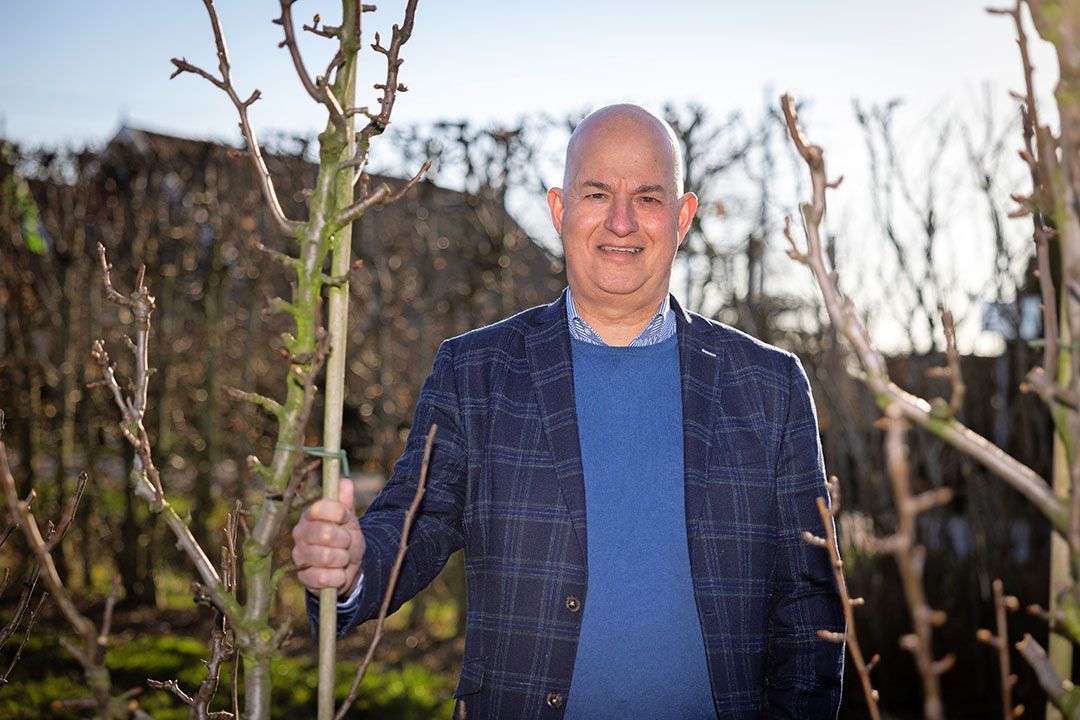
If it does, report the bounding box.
[309,290,844,719]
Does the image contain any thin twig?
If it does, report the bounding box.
[1015,634,1080,715]
[0,487,35,552]
[44,471,88,553]
[334,424,436,720]
[222,386,284,419]
[170,0,297,236]
[1022,367,1079,411]
[0,444,119,714]
[779,92,1068,534]
[274,0,345,126]
[880,404,952,720]
[341,0,422,177]
[95,245,135,309]
[0,445,95,653]
[147,679,195,707]
[356,0,420,146]
[803,488,881,719]
[0,590,48,687]
[0,572,38,653]
[926,310,966,418]
[335,159,431,228]
[976,579,1023,719]
[98,577,121,647]
[148,621,235,719]
[225,503,242,720]
[988,2,1061,379]
[93,246,237,622]
[303,14,339,39]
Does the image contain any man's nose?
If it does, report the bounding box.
[603,196,638,237]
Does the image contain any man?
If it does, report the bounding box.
[293,104,844,718]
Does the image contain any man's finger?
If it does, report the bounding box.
[307,546,350,569]
[294,519,351,548]
[303,498,349,524]
[338,476,356,514]
[297,567,348,592]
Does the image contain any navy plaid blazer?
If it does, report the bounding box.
[314,290,844,718]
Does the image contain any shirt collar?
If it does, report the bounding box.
[565,287,675,347]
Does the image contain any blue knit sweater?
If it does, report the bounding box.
[564,334,715,719]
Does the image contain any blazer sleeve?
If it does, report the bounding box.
[307,339,469,637]
[762,354,845,718]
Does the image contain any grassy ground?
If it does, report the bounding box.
[0,587,464,719]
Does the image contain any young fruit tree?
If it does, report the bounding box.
[785,1,1080,717]
[18,1,435,718]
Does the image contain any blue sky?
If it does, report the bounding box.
[0,1,1062,353]
[0,1,1056,149]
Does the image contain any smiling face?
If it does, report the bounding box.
[547,105,697,331]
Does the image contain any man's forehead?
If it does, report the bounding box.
[563,104,683,192]
[566,140,679,191]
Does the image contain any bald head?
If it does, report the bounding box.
[545,103,698,343]
[563,104,684,195]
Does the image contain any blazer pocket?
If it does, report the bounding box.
[454,656,485,698]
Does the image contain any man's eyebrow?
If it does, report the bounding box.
[579,180,667,194]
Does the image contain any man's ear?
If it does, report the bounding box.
[676,191,698,244]
[547,188,565,235]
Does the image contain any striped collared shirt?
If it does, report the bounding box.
[565,288,676,346]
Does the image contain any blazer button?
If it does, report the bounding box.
[546,692,566,709]
[565,595,581,612]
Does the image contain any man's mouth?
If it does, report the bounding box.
[599,245,641,254]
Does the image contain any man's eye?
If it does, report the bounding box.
[587,193,607,200]
[639,196,660,204]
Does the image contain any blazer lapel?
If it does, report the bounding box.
[674,295,723,535]
[525,289,589,564]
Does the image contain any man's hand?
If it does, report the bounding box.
[292,478,365,598]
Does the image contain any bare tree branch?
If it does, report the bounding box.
[335,159,431,228]
[1022,367,1079,411]
[274,0,345,126]
[355,0,420,146]
[334,424,436,720]
[44,471,88,554]
[303,12,339,40]
[976,579,1023,719]
[0,445,95,658]
[0,590,48,688]
[780,92,1069,534]
[989,2,1063,386]
[879,404,952,720]
[98,578,121,648]
[92,246,239,623]
[170,0,298,236]
[0,571,39,654]
[802,480,881,719]
[222,386,284,420]
[925,309,966,418]
[1015,634,1080,716]
[0,444,124,715]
